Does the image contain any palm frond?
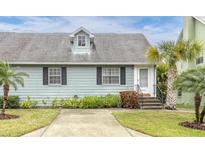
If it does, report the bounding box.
[174,67,205,95]
[145,47,161,64]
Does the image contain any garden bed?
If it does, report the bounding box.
[179,121,205,131]
[0,114,19,120]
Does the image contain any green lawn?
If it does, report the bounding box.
[0,109,60,137]
[113,111,205,137]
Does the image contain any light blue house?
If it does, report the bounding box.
[0,27,156,104]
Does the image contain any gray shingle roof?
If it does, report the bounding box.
[0,32,151,64]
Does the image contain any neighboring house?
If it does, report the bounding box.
[177,16,205,104]
[0,27,156,104]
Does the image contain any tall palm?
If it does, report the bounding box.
[146,40,203,109]
[0,61,29,114]
[174,67,205,123]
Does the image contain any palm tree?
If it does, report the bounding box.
[174,67,205,123]
[146,41,203,109]
[0,61,29,114]
[156,64,168,103]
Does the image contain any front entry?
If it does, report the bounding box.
[134,65,156,97]
[138,68,149,93]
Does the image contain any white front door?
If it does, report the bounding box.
[138,68,149,93]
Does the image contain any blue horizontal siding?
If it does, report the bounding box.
[0,65,134,104]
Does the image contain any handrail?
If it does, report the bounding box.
[136,84,144,109]
[155,85,166,105]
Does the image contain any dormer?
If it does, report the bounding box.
[69,27,94,54]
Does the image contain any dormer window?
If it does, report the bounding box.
[77,35,86,47]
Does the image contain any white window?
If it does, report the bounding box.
[102,67,120,85]
[139,68,148,87]
[77,35,86,47]
[48,68,61,85]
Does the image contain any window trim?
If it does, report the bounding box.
[102,67,120,85]
[139,68,149,88]
[48,67,62,85]
[77,35,86,47]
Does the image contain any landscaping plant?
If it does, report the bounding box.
[174,67,205,127]
[33,100,39,108]
[0,96,20,108]
[20,96,33,109]
[51,97,58,109]
[0,61,28,116]
[146,41,203,109]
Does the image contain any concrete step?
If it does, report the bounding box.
[141,99,160,103]
[141,105,164,109]
[141,103,162,106]
[139,96,164,109]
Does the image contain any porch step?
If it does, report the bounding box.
[139,96,164,109]
[141,105,164,109]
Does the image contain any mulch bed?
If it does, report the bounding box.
[0,114,19,120]
[179,121,205,131]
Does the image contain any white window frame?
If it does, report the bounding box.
[139,68,149,88]
[48,67,61,85]
[77,35,86,47]
[102,67,120,85]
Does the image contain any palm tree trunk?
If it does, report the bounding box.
[194,94,201,123]
[166,65,177,109]
[1,84,9,115]
[200,106,205,124]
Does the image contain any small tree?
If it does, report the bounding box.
[0,61,29,114]
[174,67,205,123]
[146,40,203,109]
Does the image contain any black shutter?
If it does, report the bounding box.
[96,67,102,85]
[120,67,126,85]
[61,67,67,85]
[43,67,48,85]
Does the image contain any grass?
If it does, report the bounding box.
[176,103,204,111]
[0,109,60,137]
[113,111,205,137]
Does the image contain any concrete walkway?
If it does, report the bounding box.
[23,109,149,137]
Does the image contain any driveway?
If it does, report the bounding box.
[23,109,149,137]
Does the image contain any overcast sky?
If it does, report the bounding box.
[0,16,183,45]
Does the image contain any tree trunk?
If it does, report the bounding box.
[1,84,9,115]
[166,65,177,110]
[194,94,201,123]
[200,106,205,124]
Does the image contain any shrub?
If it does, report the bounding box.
[104,94,121,108]
[20,96,32,109]
[120,91,140,108]
[51,97,58,109]
[79,96,102,109]
[62,98,80,108]
[60,95,121,109]
[33,100,39,107]
[0,96,20,109]
[42,100,47,106]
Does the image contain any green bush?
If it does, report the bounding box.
[51,97,58,109]
[0,96,20,108]
[60,95,121,109]
[61,98,79,108]
[104,94,121,108]
[42,100,47,106]
[20,96,32,109]
[33,100,39,107]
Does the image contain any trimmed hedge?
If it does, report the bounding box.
[60,95,121,109]
[0,96,20,108]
